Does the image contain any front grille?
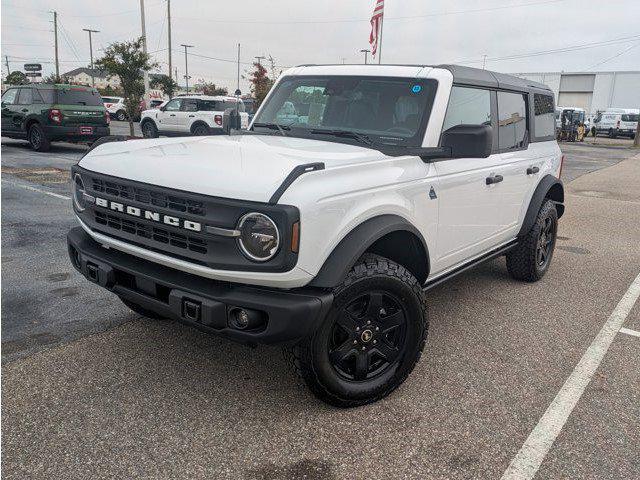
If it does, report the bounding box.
[95,211,207,254]
[91,178,205,216]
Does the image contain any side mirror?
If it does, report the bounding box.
[441,124,492,158]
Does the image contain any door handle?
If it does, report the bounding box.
[486,175,504,185]
[188,114,195,117]
[21,108,29,112]
[526,166,540,175]
[169,114,176,116]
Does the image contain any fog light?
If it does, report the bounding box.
[228,308,266,331]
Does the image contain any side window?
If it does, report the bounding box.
[17,88,33,105]
[198,100,219,111]
[163,99,181,111]
[2,88,19,105]
[533,93,555,139]
[181,99,198,112]
[497,91,528,150]
[442,86,491,132]
[32,89,43,103]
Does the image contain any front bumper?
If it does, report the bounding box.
[44,125,110,141]
[67,227,333,345]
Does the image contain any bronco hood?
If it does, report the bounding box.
[79,135,385,203]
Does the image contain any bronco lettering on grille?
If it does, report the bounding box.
[94,197,202,232]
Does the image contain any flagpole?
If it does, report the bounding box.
[377,15,384,64]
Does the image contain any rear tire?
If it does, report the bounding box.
[141,120,158,138]
[287,254,428,408]
[191,123,210,136]
[116,110,127,121]
[120,297,165,320]
[506,200,558,282]
[28,123,51,152]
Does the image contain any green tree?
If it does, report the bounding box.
[5,71,29,85]
[42,72,61,84]
[95,37,158,136]
[97,85,124,97]
[194,81,228,96]
[151,74,179,98]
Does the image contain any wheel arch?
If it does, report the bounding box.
[24,117,41,131]
[308,214,430,288]
[518,174,564,238]
[190,120,210,134]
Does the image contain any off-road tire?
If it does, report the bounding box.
[141,120,158,138]
[286,254,428,408]
[506,199,558,282]
[28,123,51,152]
[120,297,166,320]
[191,123,210,136]
[116,110,127,121]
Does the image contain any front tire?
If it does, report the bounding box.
[288,255,428,408]
[141,120,158,138]
[506,200,558,282]
[28,123,51,152]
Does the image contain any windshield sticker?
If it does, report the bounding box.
[411,85,422,94]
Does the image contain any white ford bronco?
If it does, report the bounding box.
[68,65,564,407]
[139,94,249,138]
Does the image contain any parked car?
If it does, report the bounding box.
[139,95,249,138]
[68,65,563,407]
[593,108,638,138]
[1,84,110,151]
[102,96,127,121]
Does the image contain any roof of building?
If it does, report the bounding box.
[62,67,110,79]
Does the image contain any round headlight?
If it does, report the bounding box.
[72,173,86,211]
[237,212,280,262]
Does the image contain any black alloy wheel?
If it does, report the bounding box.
[536,216,556,269]
[329,291,407,381]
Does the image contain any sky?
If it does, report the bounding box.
[1,0,639,92]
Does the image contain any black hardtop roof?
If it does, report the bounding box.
[294,63,552,93]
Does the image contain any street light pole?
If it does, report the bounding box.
[140,0,149,107]
[167,0,172,79]
[360,49,371,65]
[180,44,194,93]
[82,28,99,87]
[52,11,59,80]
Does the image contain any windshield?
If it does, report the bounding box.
[56,88,103,106]
[252,76,436,147]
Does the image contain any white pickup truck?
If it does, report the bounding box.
[139,94,249,137]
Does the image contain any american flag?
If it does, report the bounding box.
[369,0,385,57]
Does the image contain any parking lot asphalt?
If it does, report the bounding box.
[1,136,639,479]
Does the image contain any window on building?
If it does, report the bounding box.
[533,93,555,139]
[498,91,528,150]
[442,86,491,132]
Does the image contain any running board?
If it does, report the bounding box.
[423,240,518,291]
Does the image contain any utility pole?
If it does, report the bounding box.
[82,28,99,87]
[236,43,240,93]
[360,49,370,65]
[180,44,194,92]
[140,0,149,107]
[174,66,178,83]
[634,113,640,148]
[5,55,10,76]
[254,55,265,67]
[52,11,59,80]
[167,0,172,79]
[482,54,487,70]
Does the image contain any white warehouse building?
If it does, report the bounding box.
[513,71,640,115]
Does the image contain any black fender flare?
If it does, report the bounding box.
[308,214,429,288]
[87,135,130,152]
[518,174,564,238]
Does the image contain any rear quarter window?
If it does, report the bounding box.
[56,88,103,106]
[533,93,555,140]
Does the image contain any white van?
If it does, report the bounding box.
[593,108,638,138]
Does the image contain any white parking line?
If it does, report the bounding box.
[501,272,640,480]
[2,180,71,200]
[619,327,640,338]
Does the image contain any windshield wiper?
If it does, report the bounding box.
[252,122,291,137]
[309,129,376,147]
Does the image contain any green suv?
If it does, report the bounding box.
[1,84,110,151]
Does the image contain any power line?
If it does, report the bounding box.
[173,0,567,25]
[584,42,640,71]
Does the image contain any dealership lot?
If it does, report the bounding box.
[2,136,639,479]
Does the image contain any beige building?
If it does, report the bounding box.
[62,68,121,89]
